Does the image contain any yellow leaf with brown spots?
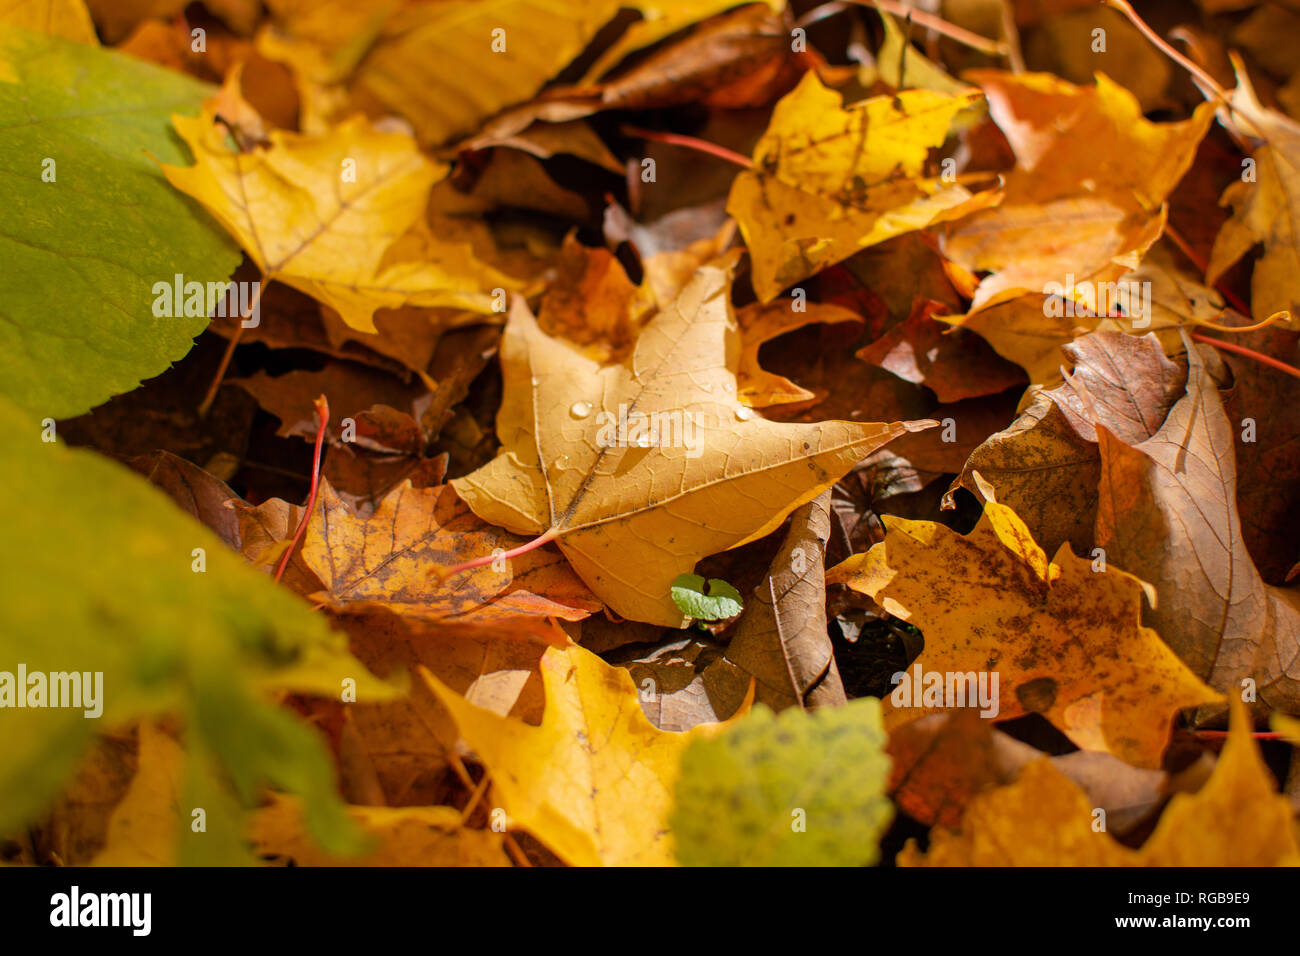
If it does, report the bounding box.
[826,493,1222,768]
[727,71,996,302]
[232,477,602,629]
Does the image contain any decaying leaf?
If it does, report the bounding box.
[722,491,845,712]
[1095,340,1300,716]
[235,477,601,629]
[949,330,1186,557]
[827,490,1222,767]
[14,0,1300,878]
[887,710,1170,834]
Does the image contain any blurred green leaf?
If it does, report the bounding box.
[0,27,240,419]
[671,699,893,865]
[0,394,395,862]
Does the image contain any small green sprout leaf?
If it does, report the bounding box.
[670,574,744,622]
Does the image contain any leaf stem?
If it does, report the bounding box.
[620,125,753,169]
[1196,310,1290,334]
[1189,333,1300,382]
[274,394,329,583]
[1103,0,1265,147]
[1103,0,1230,104]
[1164,222,1300,380]
[1163,222,1253,316]
[433,528,560,581]
[198,274,268,418]
[852,0,1009,56]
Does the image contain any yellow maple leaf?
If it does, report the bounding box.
[450,257,934,626]
[161,79,516,332]
[422,642,722,866]
[735,298,860,408]
[826,490,1222,768]
[727,71,996,302]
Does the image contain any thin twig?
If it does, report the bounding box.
[273,394,329,583]
[503,834,533,867]
[794,1,852,29]
[198,275,267,418]
[443,744,532,866]
[458,770,493,826]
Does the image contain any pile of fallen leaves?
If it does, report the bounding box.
[3,0,1300,867]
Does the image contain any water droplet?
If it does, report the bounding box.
[569,401,592,419]
[551,455,571,471]
[734,405,754,421]
[530,376,540,387]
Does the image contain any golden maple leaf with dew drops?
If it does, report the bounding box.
[450,256,935,627]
